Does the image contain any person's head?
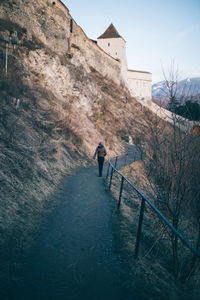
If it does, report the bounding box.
[99,141,104,147]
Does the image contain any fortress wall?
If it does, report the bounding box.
[127,70,152,81]
[2,0,152,92]
[55,1,122,85]
[97,37,128,82]
[47,0,122,85]
[0,0,72,54]
[1,0,121,85]
[97,38,126,62]
[127,70,152,100]
[69,21,122,85]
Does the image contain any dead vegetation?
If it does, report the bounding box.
[0,50,87,267]
[107,115,200,299]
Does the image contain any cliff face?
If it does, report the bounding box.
[0,0,150,256]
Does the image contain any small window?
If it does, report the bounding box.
[108,43,110,46]
[70,18,73,33]
[116,52,117,55]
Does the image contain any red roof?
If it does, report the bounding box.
[97,24,122,39]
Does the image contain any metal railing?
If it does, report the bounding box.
[107,156,200,259]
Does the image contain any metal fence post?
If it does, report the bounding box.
[118,176,124,208]
[114,156,118,168]
[134,197,146,259]
[5,42,8,76]
[106,163,110,178]
[109,167,114,190]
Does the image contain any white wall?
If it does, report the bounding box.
[70,24,122,85]
[97,37,153,96]
[127,70,152,102]
[97,37,128,82]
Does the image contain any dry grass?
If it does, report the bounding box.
[0,53,87,260]
[106,159,200,299]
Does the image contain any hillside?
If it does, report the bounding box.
[0,0,159,260]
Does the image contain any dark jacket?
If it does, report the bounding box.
[93,145,107,159]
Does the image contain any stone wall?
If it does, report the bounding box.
[0,0,122,85]
[97,37,128,83]
[127,70,152,101]
[0,0,72,54]
[56,0,122,85]
[69,20,122,85]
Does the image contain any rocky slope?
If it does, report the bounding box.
[0,0,157,259]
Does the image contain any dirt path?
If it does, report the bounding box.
[4,146,148,300]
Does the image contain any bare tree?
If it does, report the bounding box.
[160,60,200,116]
[140,59,200,284]
[161,60,180,112]
[142,110,200,282]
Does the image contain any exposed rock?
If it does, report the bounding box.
[0,0,157,258]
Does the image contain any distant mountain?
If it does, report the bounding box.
[152,77,200,107]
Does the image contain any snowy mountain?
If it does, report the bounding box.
[152,77,200,107]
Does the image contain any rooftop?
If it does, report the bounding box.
[97,23,122,39]
[128,69,152,74]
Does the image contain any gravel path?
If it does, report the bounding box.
[4,145,147,300]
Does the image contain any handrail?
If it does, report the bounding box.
[0,37,9,43]
[107,156,200,259]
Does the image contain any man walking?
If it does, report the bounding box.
[93,142,107,177]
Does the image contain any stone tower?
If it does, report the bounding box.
[97,24,128,83]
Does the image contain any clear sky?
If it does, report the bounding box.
[61,0,200,83]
